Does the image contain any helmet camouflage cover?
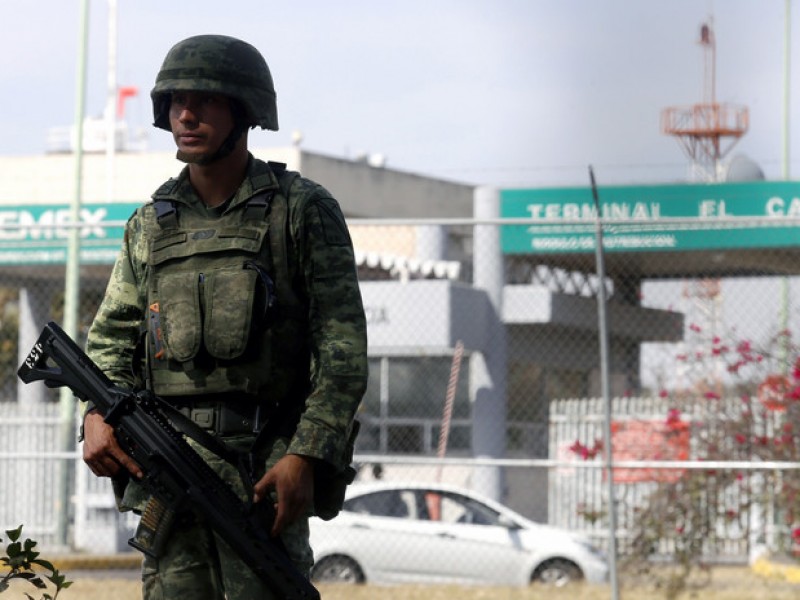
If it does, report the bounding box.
[151,34,278,131]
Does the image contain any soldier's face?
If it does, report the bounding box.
[169,91,235,162]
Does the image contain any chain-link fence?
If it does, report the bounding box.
[2,212,800,592]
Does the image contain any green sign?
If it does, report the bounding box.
[501,181,800,254]
[0,203,140,265]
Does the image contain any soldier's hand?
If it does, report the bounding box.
[254,454,315,537]
[82,410,143,479]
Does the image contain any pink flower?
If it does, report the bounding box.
[704,391,721,400]
[569,439,601,460]
[659,389,669,398]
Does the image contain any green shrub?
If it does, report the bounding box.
[0,525,72,599]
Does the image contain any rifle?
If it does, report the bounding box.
[17,321,320,600]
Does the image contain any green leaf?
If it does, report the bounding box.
[6,541,21,558]
[19,573,47,589]
[0,581,8,593]
[6,525,23,543]
[9,554,28,568]
[32,558,55,572]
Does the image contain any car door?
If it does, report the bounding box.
[410,489,530,585]
[340,488,440,583]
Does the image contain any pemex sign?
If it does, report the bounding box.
[500,181,800,254]
[0,203,140,265]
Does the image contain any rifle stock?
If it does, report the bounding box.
[18,321,319,600]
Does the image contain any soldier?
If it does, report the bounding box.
[80,34,368,599]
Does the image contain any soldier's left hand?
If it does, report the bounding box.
[254,454,315,537]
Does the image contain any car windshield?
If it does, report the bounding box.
[344,488,508,526]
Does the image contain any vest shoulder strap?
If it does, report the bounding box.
[268,165,303,313]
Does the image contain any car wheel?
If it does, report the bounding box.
[311,555,365,584]
[531,558,583,587]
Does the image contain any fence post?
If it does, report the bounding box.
[471,186,507,502]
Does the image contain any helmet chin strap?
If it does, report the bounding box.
[176,122,249,165]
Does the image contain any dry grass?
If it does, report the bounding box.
[6,565,800,599]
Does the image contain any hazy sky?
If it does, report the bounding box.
[1,0,797,187]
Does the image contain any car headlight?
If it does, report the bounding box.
[577,539,606,560]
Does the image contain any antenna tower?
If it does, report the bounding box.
[661,21,749,182]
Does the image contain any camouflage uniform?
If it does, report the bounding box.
[86,154,368,598]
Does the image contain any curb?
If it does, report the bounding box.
[752,556,800,584]
[48,553,142,572]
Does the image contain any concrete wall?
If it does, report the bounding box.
[299,150,474,218]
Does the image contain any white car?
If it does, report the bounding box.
[309,481,608,587]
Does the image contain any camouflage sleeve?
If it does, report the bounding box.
[86,208,149,392]
[286,190,368,469]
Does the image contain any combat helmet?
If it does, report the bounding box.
[151,34,278,131]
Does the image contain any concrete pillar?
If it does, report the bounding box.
[470,186,507,502]
[17,287,48,407]
[416,224,446,261]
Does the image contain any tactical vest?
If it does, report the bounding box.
[144,162,306,398]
